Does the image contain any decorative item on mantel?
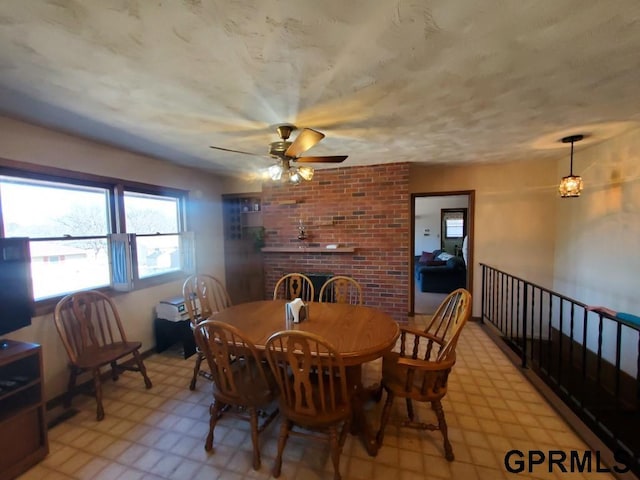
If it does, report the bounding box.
[297,219,307,241]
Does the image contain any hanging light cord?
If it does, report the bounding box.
[569,140,575,175]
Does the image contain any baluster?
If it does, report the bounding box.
[615,322,622,415]
[509,276,514,343]
[492,268,497,328]
[521,281,528,368]
[480,265,486,324]
[636,331,640,413]
[558,298,564,386]
[502,275,507,337]
[635,331,640,409]
[569,302,575,394]
[535,287,541,369]
[596,315,603,413]
[546,293,552,377]
[581,309,588,409]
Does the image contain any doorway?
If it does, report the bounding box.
[411,191,474,315]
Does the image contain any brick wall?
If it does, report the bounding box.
[262,162,410,321]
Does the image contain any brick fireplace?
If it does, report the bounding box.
[261,163,410,321]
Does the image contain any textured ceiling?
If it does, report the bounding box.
[1,1,639,180]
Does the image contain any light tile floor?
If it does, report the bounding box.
[19,320,618,480]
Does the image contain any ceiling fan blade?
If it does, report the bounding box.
[209,145,264,157]
[295,155,348,163]
[285,128,325,158]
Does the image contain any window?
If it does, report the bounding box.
[0,167,191,302]
[444,218,464,239]
[0,176,111,300]
[441,208,466,240]
[124,190,182,279]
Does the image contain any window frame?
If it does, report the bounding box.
[441,208,468,241]
[120,185,188,282]
[444,218,464,239]
[0,158,190,314]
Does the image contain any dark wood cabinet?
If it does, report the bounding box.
[0,341,48,480]
[222,193,265,304]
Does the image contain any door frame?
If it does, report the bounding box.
[410,190,475,316]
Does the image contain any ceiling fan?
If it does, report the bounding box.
[210,124,348,184]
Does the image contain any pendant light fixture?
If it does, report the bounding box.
[558,134,584,198]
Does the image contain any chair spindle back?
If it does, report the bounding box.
[266,331,349,417]
[319,275,363,305]
[54,290,127,364]
[273,273,315,303]
[183,274,232,325]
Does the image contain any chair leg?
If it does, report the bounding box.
[432,400,454,461]
[329,425,342,480]
[205,400,225,451]
[64,367,78,408]
[110,361,119,381]
[339,417,351,448]
[93,368,105,421]
[272,420,291,478]
[372,383,383,402]
[405,398,414,421]
[132,350,153,389]
[376,388,395,447]
[190,352,203,390]
[249,407,261,470]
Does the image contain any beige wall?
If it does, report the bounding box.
[552,128,640,374]
[3,113,636,398]
[553,127,640,314]
[220,176,263,195]
[0,116,227,400]
[410,158,559,315]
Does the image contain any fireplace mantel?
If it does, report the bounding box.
[261,246,356,253]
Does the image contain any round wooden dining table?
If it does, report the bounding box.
[212,299,400,456]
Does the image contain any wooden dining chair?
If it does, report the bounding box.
[272,273,315,302]
[53,290,153,421]
[423,287,471,342]
[372,286,470,394]
[265,331,351,480]
[183,274,233,390]
[318,275,363,305]
[194,320,278,470]
[376,288,471,461]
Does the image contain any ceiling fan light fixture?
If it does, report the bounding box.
[210,124,347,183]
[298,166,314,181]
[288,167,302,185]
[267,161,312,185]
[268,163,283,181]
[558,134,585,198]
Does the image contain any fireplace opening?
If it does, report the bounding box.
[303,272,334,302]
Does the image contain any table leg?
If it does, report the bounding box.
[346,365,380,457]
